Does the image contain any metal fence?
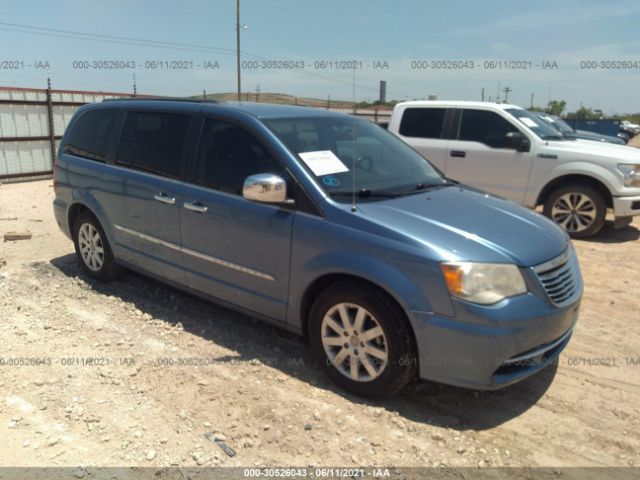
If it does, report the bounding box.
[563,118,622,137]
[0,84,131,182]
[326,107,391,124]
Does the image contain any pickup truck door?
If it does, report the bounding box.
[445,108,532,203]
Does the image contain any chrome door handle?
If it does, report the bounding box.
[184,201,208,213]
[154,192,176,205]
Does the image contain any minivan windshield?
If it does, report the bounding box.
[540,113,575,137]
[264,115,447,200]
[506,108,565,141]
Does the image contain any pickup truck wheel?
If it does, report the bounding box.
[543,185,606,238]
[309,281,417,398]
[73,212,120,281]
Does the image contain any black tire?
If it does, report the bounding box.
[72,212,121,281]
[309,281,417,397]
[543,184,606,239]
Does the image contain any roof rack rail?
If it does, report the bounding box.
[102,97,219,103]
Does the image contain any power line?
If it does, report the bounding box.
[0,22,237,54]
[0,21,415,100]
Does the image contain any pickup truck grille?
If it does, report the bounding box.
[534,247,581,306]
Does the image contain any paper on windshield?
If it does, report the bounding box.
[298,150,349,176]
[519,117,539,128]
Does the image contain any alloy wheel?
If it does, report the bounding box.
[78,222,105,272]
[551,192,597,233]
[320,302,388,382]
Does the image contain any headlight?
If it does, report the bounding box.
[617,164,640,188]
[441,262,527,305]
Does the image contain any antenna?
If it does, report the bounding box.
[351,64,357,212]
[351,123,357,212]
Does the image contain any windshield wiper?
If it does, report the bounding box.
[329,188,398,199]
[395,181,456,196]
[329,181,455,200]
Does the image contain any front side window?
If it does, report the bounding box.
[195,119,283,195]
[458,110,521,148]
[116,111,191,178]
[264,115,445,201]
[399,108,447,139]
[63,109,117,162]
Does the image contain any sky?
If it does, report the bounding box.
[1,0,639,113]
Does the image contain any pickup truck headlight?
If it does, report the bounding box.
[617,164,640,188]
[441,262,527,305]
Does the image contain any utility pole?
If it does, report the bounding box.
[352,65,356,109]
[236,0,241,102]
[502,86,512,103]
[481,87,485,102]
[530,93,534,109]
[133,73,137,97]
[255,84,260,102]
[203,89,207,99]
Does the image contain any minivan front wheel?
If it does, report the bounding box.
[309,281,417,397]
[543,185,606,238]
[73,212,120,280]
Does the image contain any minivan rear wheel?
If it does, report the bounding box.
[73,212,120,280]
[309,281,417,397]
[543,185,606,238]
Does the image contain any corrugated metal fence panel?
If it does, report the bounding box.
[0,89,47,102]
[0,140,51,176]
[0,104,49,137]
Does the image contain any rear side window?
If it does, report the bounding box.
[399,108,446,138]
[458,110,519,148]
[63,109,116,162]
[116,111,190,178]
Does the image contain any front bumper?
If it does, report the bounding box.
[613,195,640,218]
[408,292,580,390]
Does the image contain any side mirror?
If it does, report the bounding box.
[243,173,292,204]
[505,131,530,152]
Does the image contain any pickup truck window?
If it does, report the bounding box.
[459,110,520,148]
[195,119,283,195]
[399,108,447,139]
[116,111,191,178]
[63,109,117,162]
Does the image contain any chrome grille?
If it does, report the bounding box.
[534,247,581,306]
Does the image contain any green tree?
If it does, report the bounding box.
[545,100,566,116]
[567,107,600,120]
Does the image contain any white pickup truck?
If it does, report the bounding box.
[388,101,640,238]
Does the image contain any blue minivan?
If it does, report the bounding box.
[53,99,582,397]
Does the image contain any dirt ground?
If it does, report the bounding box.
[0,179,638,468]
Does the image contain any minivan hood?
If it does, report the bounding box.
[357,186,569,267]
[575,130,623,144]
[542,138,640,162]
